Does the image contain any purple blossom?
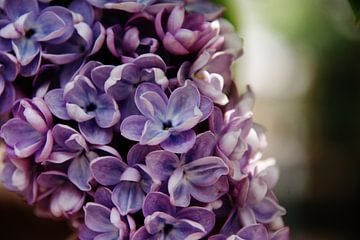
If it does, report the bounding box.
[155,4,218,55]
[0,52,18,113]
[120,80,213,153]
[0,98,53,162]
[81,187,136,240]
[0,0,74,75]
[0,1,288,238]
[36,171,85,218]
[90,153,155,216]
[0,156,38,204]
[86,0,156,12]
[104,53,168,118]
[209,224,290,240]
[48,124,120,191]
[146,131,229,207]
[43,0,105,66]
[132,192,215,239]
[45,62,120,145]
[106,14,160,60]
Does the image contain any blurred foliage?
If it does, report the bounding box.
[348,0,360,24]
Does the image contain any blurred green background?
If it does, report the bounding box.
[1,0,360,239]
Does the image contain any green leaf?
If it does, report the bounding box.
[348,0,360,24]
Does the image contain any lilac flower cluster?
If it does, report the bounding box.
[0,0,289,239]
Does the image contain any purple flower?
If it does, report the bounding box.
[0,98,53,162]
[0,52,18,113]
[106,14,160,60]
[120,80,213,153]
[90,153,155,216]
[47,124,120,191]
[45,62,120,145]
[0,0,74,75]
[132,192,215,239]
[86,0,156,12]
[43,0,105,65]
[146,131,229,207]
[219,169,286,236]
[155,5,218,55]
[81,187,136,240]
[104,53,168,118]
[209,224,290,240]
[36,171,85,218]
[0,156,38,204]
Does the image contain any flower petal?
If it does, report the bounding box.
[95,94,120,128]
[44,89,71,120]
[176,207,215,234]
[120,115,147,141]
[252,197,286,223]
[168,168,191,207]
[184,156,228,187]
[90,156,127,186]
[237,224,268,240]
[84,202,115,233]
[143,192,176,217]
[79,120,113,145]
[145,150,179,181]
[33,11,66,41]
[112,181,144,216]
[140,120,170,145]
[12,38,40,66]
[182,131,217,163]
[160,130,196,154]
[68,154,92,191]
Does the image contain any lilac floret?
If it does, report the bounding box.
[121,80,213,153]
[45,62,120,145]
[146,131,229,207]
[0,97,53,162]
[132,192,216,239]
[0,52,18,113]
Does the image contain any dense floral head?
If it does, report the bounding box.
[0,0,288,239]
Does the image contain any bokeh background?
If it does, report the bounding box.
[1,0,360,239]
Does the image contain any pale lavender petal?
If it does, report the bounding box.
[79,120,113,145]
[33,11,66,41]
[184,156,228,186]
[132,227,157,240]
[247,178,268,205]
[167,5,184,33]
[199,95,214,121]
[167,81,201,128]
[163,32,189,55]
[168,168,191,207]
[91,65,114,91]
[189,176,229,203]
[120,115,147,141]
[4,0,38,20]
[140,120,170,145]
[50,183,85,217]
[252,197,286,223]
[44,89,71,120]
[160,130,196,154]
[145,150,179,181]
[237,224,268,240]
[90,156,127,186]
[112,181,144,215]
[182,131,217,163]
[0,118,42,148]
[12,38,40,66]
[143,192,175,217]
[52,124,86,151]
[68,155,91,191]
[176,207,215,234]
[84,202,115,233]
[127,144,161,166]
[94,94,120,128]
